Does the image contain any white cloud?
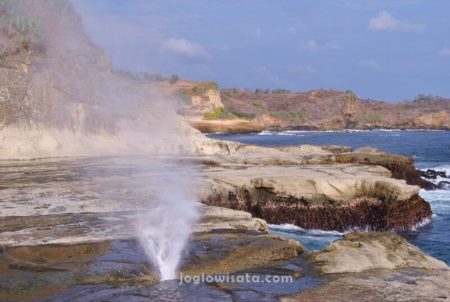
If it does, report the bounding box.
[160,38,209,59]
[302,40,342,53]
[357,60,382,71]
[369,11,426,32]
[305,40,320,53]
[438,47,450,57]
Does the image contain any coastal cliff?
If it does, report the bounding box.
[196,140,432,231]
[1,2,448,300]
[0,0,435,234]
[172,85,450,133]
[283,232,449,302]
[0,0,197,158]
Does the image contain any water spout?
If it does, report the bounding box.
[137,167,199,281]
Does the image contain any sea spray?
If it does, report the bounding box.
[0,0,201,281]
[137,162,199,280]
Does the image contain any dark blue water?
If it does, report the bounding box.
[210,130,450,264]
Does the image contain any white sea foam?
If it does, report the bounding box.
[269,223,345,236]
[419,165,450,175]
[410,217,433,231]
[418,164,450,186]
[257,131,275,136]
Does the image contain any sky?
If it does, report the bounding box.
[72,0,450,102]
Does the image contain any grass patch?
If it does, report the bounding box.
[253,102,267,111]
[271,109,309,122]
[230,110,256,120]
[354,181,399,203]
[203,107,228,120]
[360,112,383,124]
[192,82,219,94]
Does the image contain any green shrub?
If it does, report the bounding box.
[253,102,267,110]
[203,107,225,120]
[192,86,205,94]
[361,112,383,123]
[209,82,218,91]
[203,107,241,120]
[230,110,256,120]
[271,109,309,122]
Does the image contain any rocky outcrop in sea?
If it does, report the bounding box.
[196,140,433,231]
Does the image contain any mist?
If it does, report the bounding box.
[0,0,200,280]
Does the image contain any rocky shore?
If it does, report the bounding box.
[1,1,448,300]
[196,140,433,231]
[282,232,449,302]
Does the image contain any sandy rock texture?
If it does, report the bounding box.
[282,232,449,302]
[197,140,432,231]
[311,232,447,274]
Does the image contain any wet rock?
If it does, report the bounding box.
[438,181,450,190]
[201,164,431,231]
[0,206,267,246]
[333,147,437,190]
[281,269,450,302]
[182,231,304,276]
[281,232,450,301]
[419,169,447,179]
[0,232,303,301]
[310,232,447,274]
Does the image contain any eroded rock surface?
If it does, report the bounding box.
[282,232,449,302]
[311,232,447,274]
[282,269,450,302]
[197,140,432,231]
[0,231,303,301]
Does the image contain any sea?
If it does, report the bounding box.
[209,130,450,265]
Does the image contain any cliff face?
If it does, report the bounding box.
[216,89,450,132]
[0,0,196,158]
[197,141,432,232]
[157,80,264,133]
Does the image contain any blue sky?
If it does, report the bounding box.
[73,0,450,102]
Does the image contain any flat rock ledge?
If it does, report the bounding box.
[200,164,431,231]
[0,205,303,299]
[194,139,433,231]
[282,232,449,302]
[311,232,447,274]
[0,206,267,247]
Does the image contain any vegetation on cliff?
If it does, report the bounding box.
[219,89,450,130]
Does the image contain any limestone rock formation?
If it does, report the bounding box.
[412,110,450,129]
[282,269,450,302]
[311,232,447,274]
[342,91,358,128]
[282,232,449,302]
[0,0,197,158]
[196,139,432,231]
[213,89,450,132]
